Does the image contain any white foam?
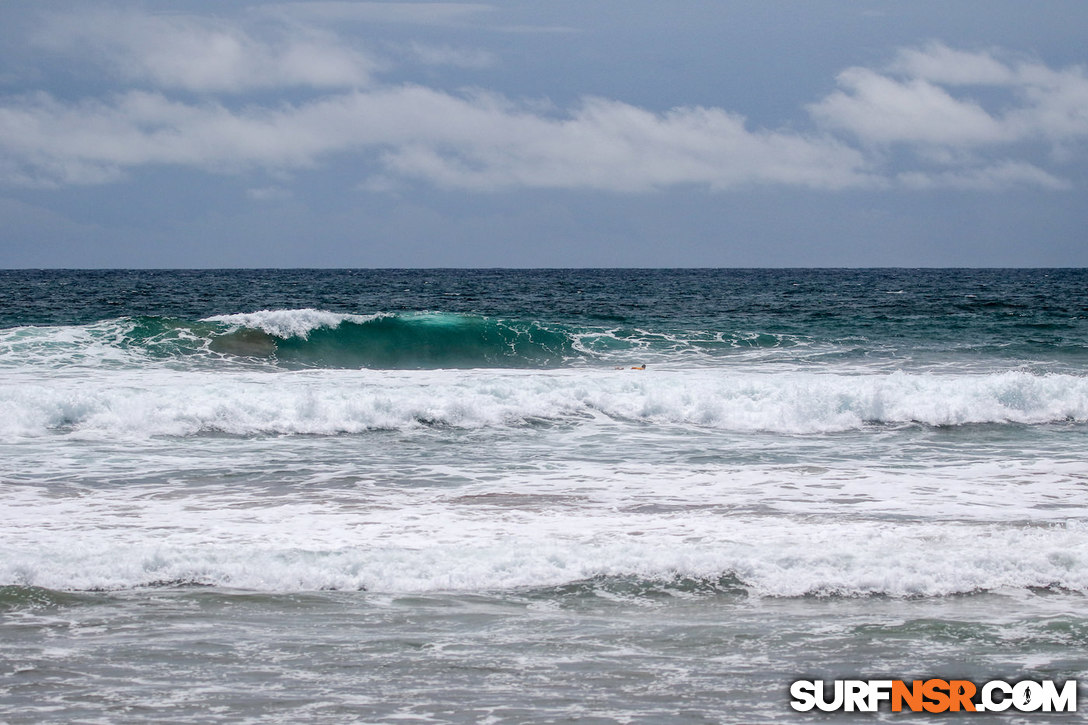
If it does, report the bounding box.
[0,320,147,370]
[202,309,382,339]
[1,368,1086,439]
[2,480,1087,596]
[3,372,1087,597]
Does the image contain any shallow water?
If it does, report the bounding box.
[3,585,1085,723]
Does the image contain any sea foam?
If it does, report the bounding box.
[1,368,1086,439]
[3,487,1086,596]
[203,309,382,339]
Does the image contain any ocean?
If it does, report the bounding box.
[1,268,1086,723]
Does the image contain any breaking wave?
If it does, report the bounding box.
[1,368,1086,439]
[5,307,1088,373]
[0,309,810,371]
[205,310,580,368]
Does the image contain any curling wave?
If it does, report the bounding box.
[204,310,579,368]
[0,309,810,371]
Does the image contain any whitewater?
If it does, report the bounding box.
[2,268,1086,722]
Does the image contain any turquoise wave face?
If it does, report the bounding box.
[210,312,578,368]
[3,291,1087,372]
[0,309,804,370]
[0,311,583,370]
[204,311,831,368]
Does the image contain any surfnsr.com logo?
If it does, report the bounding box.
[790,679,1078,713]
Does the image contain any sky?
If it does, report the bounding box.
[1,1,1086,268]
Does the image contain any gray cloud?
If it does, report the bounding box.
[2,8,1084,195]
[0,88,873,191]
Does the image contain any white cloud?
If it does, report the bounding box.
[34,9,375,92]
[2,23,1084,194]
[890,43,1016,86]
[897,161,1070,191]
[809,67,1013,146]
[377,97,874,191]
[804,44,1088,189]
[0,88,874,191]
[1012,66,1088,143]
[810,43,1088,149]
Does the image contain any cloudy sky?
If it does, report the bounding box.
[1,1,1086,267]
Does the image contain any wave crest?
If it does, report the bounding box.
[203,309,380,340]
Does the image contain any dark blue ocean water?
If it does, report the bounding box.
[2,268,1086,369]
[1,269,1087,722]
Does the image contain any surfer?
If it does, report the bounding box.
[615,364,646,370]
